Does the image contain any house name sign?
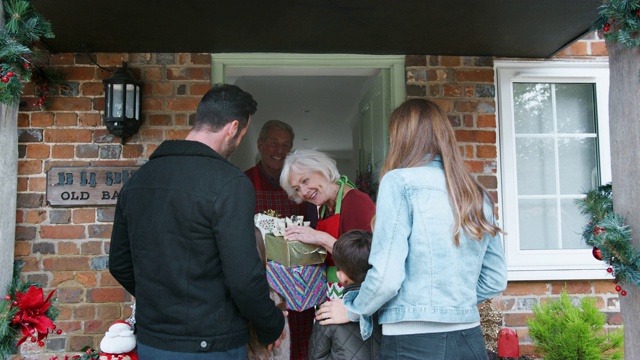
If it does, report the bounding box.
[47,166,140,206]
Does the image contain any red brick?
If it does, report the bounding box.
[143,67,163,81]
[504,282,549,296]
[81,241,104,255]
[147,114,172,126]
[56,305,74,320]
[75,272,99,287]
[17,177,27,191]
[55,113,79,126]
[87,288,127,303]
[142,97,164,111]
[455,130,496,144]
[52,145,75,158]
[477,114,496,128]
[31,112,54,127]
[146,143,159,155]
[477,145,497,158]
[166,129,190,140]
[50,53,75,65]
[443,85,463,97]
[594,280,617,294]
[81,82,104,96]
[166,97,199,111]
[26,144,51,158]
[549,281,591,294]
[100,272,121,287]
[97,304,122,320]
[591,41,608,56]
[454,69,494,83]
[464,114,474,127]
[18,160,43,175]
[44,129,93,143]
[40,225,86,239]
[28,177,47,192]
[559,41,588,56]
[465,85,475,97]
[58,241,80,255]
[504,313,534,327]
[43,256,91,271]
[56,288,85,303]
[68,335,93,351]
[74,305,97,320]
[24,209,46,224]
[441,56,461,67]
[122,144,144,158]
[94,96,105,111]
[85,319,111,334]
[79,113,102,127]
[167,67,210,81]
[175,114,190,126]
[153,82,174,96]
[72,209,96,224]
[47,97,93,111]
[17,112,30,127]
[139,128,164,142]
[190,83,211,96]
[190,53,212,65]
[64,67,97,81]
[19,256,39,271]
[96,53,127,66]
[14,241,31,256]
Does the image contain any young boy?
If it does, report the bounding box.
[307,230,381,360]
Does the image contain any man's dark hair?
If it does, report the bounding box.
[332,230,372,284]
[193,83,257,132]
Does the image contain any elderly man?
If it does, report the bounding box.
[244,120,317,360]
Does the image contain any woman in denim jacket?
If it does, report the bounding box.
[316,99,508,360]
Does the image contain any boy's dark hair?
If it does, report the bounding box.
[193,83,257,132]
[332,230,372,284]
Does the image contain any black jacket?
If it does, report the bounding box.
[308,284,381,360]
[109,140,284,353]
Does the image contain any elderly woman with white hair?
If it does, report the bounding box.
[280,149,375,300]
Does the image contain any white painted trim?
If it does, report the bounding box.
[495,60,612,281]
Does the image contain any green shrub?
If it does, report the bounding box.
[527,291,623,360]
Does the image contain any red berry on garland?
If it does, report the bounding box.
[615,285,622,292]
[4,295,10,301]
[56,329,62,335]
[38,341,45,347]
[593,226,605,235]
[607,267,613,273]
[31,337,37,343]
[621,290,627,296]
[6,71,14,77]
[592,247,603,260]
[613,279,618,284]
[11,315,21,323]
[12,300,18,306]
[1,77,8,83]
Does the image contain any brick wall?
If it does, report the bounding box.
[13,31,616,358]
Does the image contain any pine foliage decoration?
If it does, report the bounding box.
[527,291,624,360]
[577,183,640,289]
[593,0,640,47]
[1,0,64,107]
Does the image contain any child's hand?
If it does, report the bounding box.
[316,298,350,325]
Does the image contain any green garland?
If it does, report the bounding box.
[577,184,640,294]
[1,0,65,108]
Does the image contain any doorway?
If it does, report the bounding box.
[211,53,405,181]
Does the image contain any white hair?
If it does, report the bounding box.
[280,149,340,203]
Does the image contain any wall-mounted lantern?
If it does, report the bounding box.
[103,62,143,144]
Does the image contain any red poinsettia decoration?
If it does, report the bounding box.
[12,285,57,346]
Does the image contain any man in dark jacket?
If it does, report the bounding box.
[109,84,285,359]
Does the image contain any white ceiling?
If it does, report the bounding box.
[230,72,377,172]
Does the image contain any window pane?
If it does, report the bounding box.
[558,137,598,194]
[561,199,590,249]
[519,199,558,250]
[516,137,556,195]
[514,83,553,134]
[556,84,596,133]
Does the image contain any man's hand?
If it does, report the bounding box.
[266,310,288,351]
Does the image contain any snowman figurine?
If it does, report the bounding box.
[99,320,138,360]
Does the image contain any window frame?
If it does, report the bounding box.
[495,60,611,281]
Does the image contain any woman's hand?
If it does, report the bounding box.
[283,225,336,253]
[315,299,350,325]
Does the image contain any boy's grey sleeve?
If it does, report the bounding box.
[307,321,332,360]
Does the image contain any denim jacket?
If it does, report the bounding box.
[343,158,507,340]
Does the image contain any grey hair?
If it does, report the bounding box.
[258,120,295,142]
[280,149,341,204]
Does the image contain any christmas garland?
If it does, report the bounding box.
[577,183,640,296]
[1,0,66,109]
[593,0,640,47]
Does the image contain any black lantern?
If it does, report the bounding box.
[103,62,143,143]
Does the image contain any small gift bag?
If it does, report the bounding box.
[265,234,326,267]
[266,261,326,312]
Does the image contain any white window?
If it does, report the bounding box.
[495,61,611,280]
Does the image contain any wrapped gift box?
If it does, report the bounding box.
[267,261,326,311]
[265,233,326,267]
